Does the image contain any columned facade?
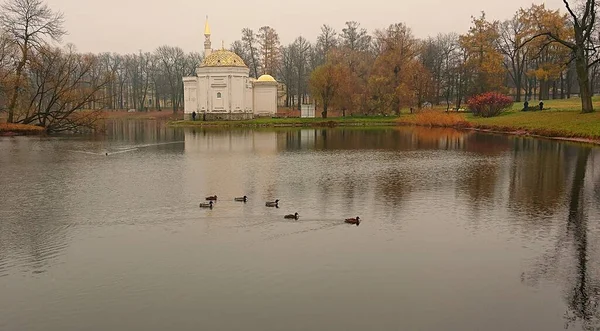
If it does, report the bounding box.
[182,17,277,121]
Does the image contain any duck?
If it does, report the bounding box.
[265,199,279,207]
[234,196,248,202]
[284,212,299,220]
[345,217,361,226]
[199,201,214,209]
[205,195,218,201]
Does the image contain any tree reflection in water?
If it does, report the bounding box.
[522,147,599,330]
[564,148,599,329]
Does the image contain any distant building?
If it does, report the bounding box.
[183,17,277,120]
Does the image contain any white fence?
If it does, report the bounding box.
[300,104,315,118]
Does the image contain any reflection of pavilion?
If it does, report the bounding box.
[183,129,280,198]
[183,129,278,154]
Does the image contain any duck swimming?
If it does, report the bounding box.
[234,196,248,202]
[205,195,218,201]
[345,217,360,226]
[265,199,279,207]
[199,201,214,209]
[284,212,299,220]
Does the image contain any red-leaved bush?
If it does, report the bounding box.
[467,92,513,118]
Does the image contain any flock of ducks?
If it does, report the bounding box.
[199,195,361,226]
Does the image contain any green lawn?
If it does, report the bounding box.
[466,98,600,139]
[168,97,600,141]
[169,115,399,127]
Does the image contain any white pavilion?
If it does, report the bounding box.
[183,18,278,120]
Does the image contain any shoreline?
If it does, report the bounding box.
[167,118,399,128]
[3,116,599,147]
[170,117,600,146]
[463,126,600,146]
[0,123,45,136]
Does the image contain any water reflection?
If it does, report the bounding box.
[1,124,600,330]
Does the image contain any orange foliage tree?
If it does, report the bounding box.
[521,1,596,113]
[369,23,424,114]
[519,4,572,101]
[309,53,352,118]
[459,13,506,96]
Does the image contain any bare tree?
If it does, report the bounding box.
[292,36,312,108]
[341,21,371,53]
[0,0,65,123]
[154,45,186,112]
[241,28,260,78]
[17,45,111,133]
[316,24,338,65]
[498,14,529,102]
[230,40,252,68]
[278,44,297,108]
[0,31,17,111]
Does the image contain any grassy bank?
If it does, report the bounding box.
[168,98,600,143]
[466,110,600,139]
[99,110,183,121]
[0,123,45,136]
[397,98,600,143]
[169,116,399,128]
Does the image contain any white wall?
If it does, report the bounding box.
[183,77,198,115]
[253,83,277,116]
[195,66,251,114]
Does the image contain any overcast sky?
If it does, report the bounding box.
[45,0,565,54]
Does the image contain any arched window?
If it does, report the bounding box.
[216,92,222,99]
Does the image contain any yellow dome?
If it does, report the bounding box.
[201,50,247,68]
[257,74,277,82]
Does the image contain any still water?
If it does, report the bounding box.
[1,121,599,331]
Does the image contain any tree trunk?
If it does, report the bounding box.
[515,75,522,102]
[575,50,594,113]
[7,58,27,123]
[560,73,565,99]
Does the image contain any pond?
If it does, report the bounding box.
[1,121,599,330]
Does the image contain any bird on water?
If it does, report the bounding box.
[284,212,299,220]
[265,199,279,207]
[345,217,361,226]
[199,201,214,209]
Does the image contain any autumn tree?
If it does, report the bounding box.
[0,0,65,123]
[309,51,352,118]
[522,1,597,112]
[257,26,280,75]
[520,4,572,101]
[369,23,420,113]
[459,13,505,96]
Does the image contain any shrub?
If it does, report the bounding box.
[467,92,513,118]
[408,110,471,128]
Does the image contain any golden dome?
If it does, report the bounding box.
[200,50,247,68]
[257,74,277,82]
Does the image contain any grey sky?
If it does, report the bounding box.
[46,0,564,54]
